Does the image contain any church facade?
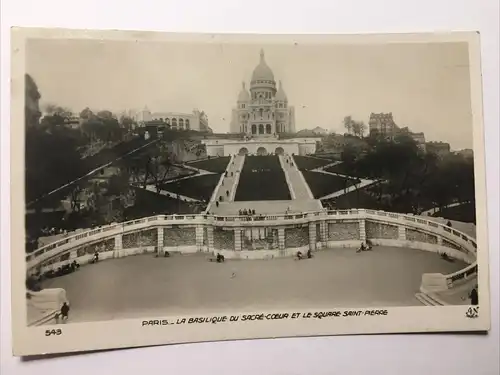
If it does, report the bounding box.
[229,50,296,136]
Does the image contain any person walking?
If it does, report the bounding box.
[469,285,479,305]
[60,302,70,323]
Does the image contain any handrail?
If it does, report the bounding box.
[27,209,478,286]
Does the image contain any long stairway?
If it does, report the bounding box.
[207,154,245,214]
[279,154,314,200]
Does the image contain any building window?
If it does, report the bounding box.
[251,124,257,134]
[185,119,190,129]
[166,118,170,125]
[266,124,272,134]
[179,118,184,129]
[172,118,177,128]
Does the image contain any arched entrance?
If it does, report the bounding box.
[238,147,249,156]
[275,147,284,155]
[256,147,268,156]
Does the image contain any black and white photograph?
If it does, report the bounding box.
[10,29,490,356]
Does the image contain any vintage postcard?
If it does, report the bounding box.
[10,28,490,356]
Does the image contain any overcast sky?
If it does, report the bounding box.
[26,38,473,150]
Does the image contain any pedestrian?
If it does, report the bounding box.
[469,285,479,305]
[60,302,70,323]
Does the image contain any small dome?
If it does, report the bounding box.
[238,82,250,102]
[275,80,287,101]
[251,49,275,82]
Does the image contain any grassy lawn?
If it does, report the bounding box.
[160,174,222,201]
[302,171,359,199]
[323,187,383,210]
[432,202,476,224]
[292,155,333,170]
[188,157,231,173]
[235,155,291,201]
[125,188,204,218]
[324,163,367,178]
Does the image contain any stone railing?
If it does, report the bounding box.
[26,209,477,292]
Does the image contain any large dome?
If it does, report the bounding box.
[251,49,275,82]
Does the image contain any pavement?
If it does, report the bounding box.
[40,246,468,324]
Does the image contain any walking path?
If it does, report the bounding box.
[209,200,322,216]
[422,216,476,239]
[278,155,297,199]
[280,154,314,200]
[206,155,245,214]
[421,201,471,216]
[307,166,380,201]
[144,185,200,202]
[320,179,379,200]
[28,139,159,206]
[311,161,342,171]
[179,163,215,175]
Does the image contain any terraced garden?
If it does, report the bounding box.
[323,187,383,210]
[188,157,231,173]
[432,202,476,224]
[234,155,291,201]
[302,171,360,199]
[324,163,368,178]
[292,155,333,170]
[160,173,222,201]
[125,188,204,217]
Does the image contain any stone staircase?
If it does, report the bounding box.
[415,292,446,306]
[281,154,314,200]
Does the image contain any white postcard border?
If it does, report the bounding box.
[10,28,491,357]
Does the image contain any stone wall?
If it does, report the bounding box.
[406,228,438,245]
[76,238,115,257]
[285,227,309,248]
[122,229,157,249]
[213,228,234,250]
[164,227,196,246]
[443,239,462,251]
[28,210,477,277]
[327,222,360,241]
[366,221,398,240]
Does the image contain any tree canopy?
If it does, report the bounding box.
[336,135,475,215]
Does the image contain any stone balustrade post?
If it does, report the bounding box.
[195,225,204,251]
[278,228,285,250]
[114,234,123,258]
[157,227,164,256]
[320,220,328,243]
[234,229,242,251]
[207,226,214,253]
[308,222,316,251]
[398,225,406,241]
[359,219,366,243]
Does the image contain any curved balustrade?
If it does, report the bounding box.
[26,209,478,292]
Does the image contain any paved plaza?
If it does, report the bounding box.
[41,246,467,323]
